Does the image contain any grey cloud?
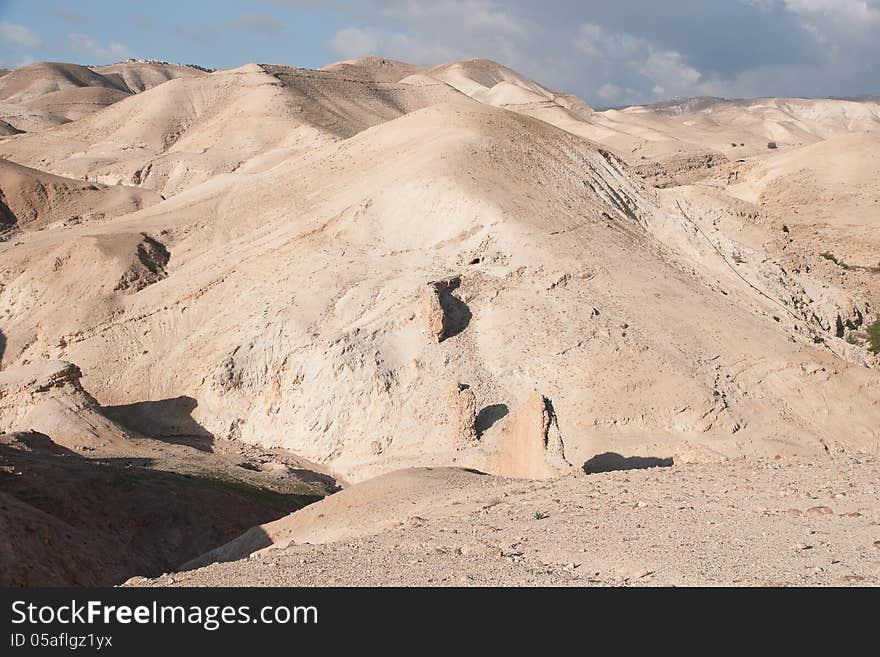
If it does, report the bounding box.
[317,0,880,105]
[229,14,284,35]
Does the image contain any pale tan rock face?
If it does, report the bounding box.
[488,392,572,480]
[450,383,477,449]
[421,282,447,343]
[420,277,465,343]
[672,441,728,465]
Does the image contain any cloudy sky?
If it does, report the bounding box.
[1,0,878,105]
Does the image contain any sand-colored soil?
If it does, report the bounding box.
[0,55,877,586]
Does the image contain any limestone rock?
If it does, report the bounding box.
[450,383,477,449]
[420,276,469,342]
[490,392,571,479]
[0,360,85,397]
[0,360,131,450]
[672,441,728,465]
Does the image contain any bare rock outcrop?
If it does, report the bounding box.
[0,360,86,398]
[450,383,477,449]
[672,441,728,465]
[420,276,470,342]
[489,392,571,479]
[114,234,170,292]
[0,360,132,450]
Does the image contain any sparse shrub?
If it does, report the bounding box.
[868,320,880,355]
[820,251,854,270]
[534,511,547,520]
[767,141,778,149]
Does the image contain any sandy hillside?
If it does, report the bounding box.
[322,55,426,82]
[0,157,161,232]
[91,61,209,93]
[0,55,877,586]
[0,60,210,133]
[0,63,466,195]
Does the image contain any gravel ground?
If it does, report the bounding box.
[128,455,880,587]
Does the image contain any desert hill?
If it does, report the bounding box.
[0,156,161,231]
[0,60,210,133]
[1,90,876,483]
[0,62,130,104]
[91,60,209,93]
[0,55,877,586]
[590,96,880,162]
[322,55,426,82]
[0,63,467,195]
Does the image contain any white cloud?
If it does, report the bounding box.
[318,1,879,105]
[68,33,131,62]
[330,27,382,59]
[378,0,525,36]
[637,50,701,89]
[598,83,622,100]
[0,21,42,48]
[746,0,880,42]
[783,0,880,22]
[573,23,703,103]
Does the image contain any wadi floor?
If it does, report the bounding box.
[127,456,880,587]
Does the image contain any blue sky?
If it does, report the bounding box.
[1,1,879,105]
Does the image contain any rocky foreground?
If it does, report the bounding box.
[128,455,880,587]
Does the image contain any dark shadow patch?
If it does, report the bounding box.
[0,189,17,230]
[288,468,343,493]
[582,452,674,474]
[0,430,76,457]
[0,328,6,368]
[475,404,509,436]
[438,277,471,341]
[0,436,322,586]
[102,396,214,452]
[92,457,159,469]
[178,525,275,572]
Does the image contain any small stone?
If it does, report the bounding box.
[806,506,834,518]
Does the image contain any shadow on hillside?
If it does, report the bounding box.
[476,403,509,436]
[178,525,275,573]
[103,396,215,452]
[0,328,6,367]
[439,279,472,341]
[0,433,321,586]
[582,452,673,474]
[288,468,343,493]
